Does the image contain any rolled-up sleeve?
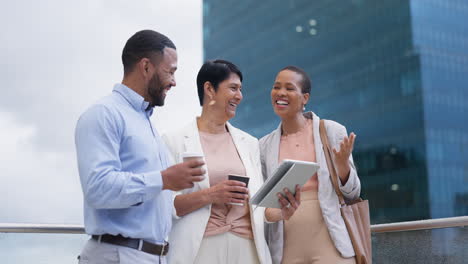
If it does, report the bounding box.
[338,153,360,200]
[75,105,163,209]
[161,133,183,220]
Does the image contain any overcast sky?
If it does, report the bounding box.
[0,0,202,262]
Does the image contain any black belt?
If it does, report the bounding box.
[92,234,169,256]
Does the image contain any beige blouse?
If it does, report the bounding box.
[199,130,254,239]
[278,119,318,192]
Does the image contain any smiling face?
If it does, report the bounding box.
[146,47,178,107]
[271,69,309,119]
[207,72,243,120]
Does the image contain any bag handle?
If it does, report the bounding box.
[319,119,346,206]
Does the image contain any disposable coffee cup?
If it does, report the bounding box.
[182,152,204,166]
[228,174,249,206]
[182,152,205,182]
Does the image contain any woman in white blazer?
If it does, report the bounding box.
[260,66,361,264]
[163,60,296,264]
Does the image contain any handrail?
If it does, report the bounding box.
[371,216,468,233]
[0,223,84,234]
[1,216,467,234]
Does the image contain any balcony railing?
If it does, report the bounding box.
[2,216,467,234]
[1,216,467,263]
[371,216,468,233]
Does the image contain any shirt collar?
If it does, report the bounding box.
[113,83,152,114]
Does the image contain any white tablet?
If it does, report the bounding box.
[250,159,319,208]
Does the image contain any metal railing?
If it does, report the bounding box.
[1,216,467,234]
[0,223,84,234]
[371,215,468,233]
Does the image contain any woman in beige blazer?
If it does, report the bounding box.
[260,66,361,264]
[163,60,298,264]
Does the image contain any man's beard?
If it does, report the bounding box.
[147,73,166,107]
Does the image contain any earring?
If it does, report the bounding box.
[303,105,306,111]
[208,96,216,106]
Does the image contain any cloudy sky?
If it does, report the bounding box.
[0,0,202,262]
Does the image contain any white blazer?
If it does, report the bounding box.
[162,119,272,264]
[259,112,361,264]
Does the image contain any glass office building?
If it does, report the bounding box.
[203,0,468,224]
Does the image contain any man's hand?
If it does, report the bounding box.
[208,180,249,205]
[161,159,205,191]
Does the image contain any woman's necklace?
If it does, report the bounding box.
[282,119,309,147]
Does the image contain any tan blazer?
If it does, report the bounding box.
[260,111,361,263]
[162,119,272,264]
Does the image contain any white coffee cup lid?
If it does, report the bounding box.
[182,152,204,159]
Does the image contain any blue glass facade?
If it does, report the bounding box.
[410,0,468,220]
[203,0,468,224]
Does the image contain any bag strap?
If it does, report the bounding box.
[319,119,346,206]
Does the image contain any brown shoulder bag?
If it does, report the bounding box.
[319,120,372,264]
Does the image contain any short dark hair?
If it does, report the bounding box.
[196,59,243,106]
[280,65,311,94]
[122,30,176,75]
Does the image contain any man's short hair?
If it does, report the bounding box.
[280,65,312,94]
[196,60,243,106]
[122,30,176,75]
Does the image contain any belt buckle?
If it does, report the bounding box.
[160,242,166,256]
[138,239,143,251]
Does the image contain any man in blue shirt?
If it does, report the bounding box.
[75,30,205,264]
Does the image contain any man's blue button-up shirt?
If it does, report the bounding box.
[75,83,172,244]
